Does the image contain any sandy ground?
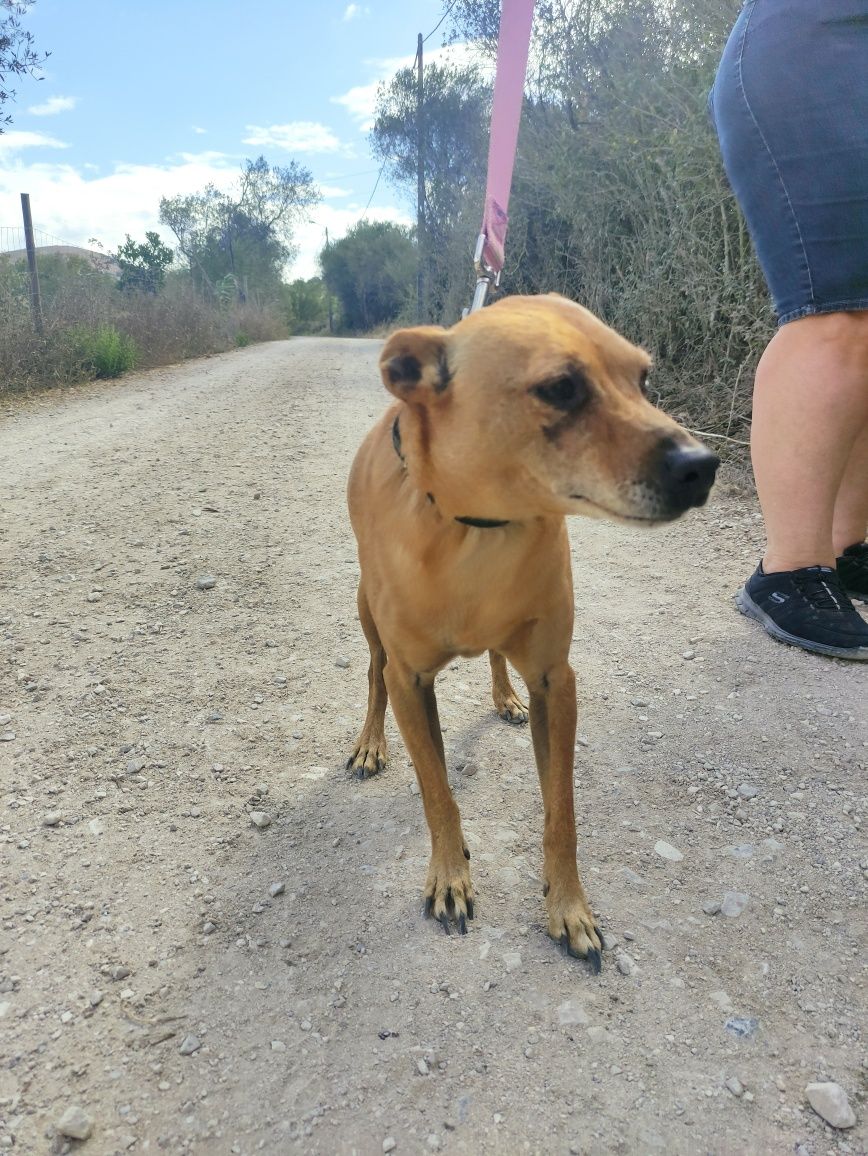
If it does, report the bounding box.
[0,337,865,1156]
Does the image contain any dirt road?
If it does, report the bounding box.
[0,339,865,1156]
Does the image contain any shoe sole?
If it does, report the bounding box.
[843,587,867,604]
[735,587,868,662]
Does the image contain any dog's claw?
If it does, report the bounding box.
[559,929,603,971]
[458,914,467,935]
[438,913,451,936]
[463,846,470,861]
[466,898,474,920]
[424,895,434,918]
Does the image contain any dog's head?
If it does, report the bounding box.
[380,294,719,524]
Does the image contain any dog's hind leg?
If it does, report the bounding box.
[347,583,389,778]
[384,659,474,933]
[489,650,528,724]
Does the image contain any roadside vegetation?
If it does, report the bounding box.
[4,0,768,443]
[341,0,768,445]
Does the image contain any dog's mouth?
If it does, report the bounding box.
[567,494,668,524]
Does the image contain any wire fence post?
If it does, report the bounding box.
[20,193,44,336]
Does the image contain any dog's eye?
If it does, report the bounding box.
[639,368,650,397]
[532,374,589,411]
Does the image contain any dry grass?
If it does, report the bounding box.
[0,257,286,394]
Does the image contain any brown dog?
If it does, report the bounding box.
[346,294,718,970]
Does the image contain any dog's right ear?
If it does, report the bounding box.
[380,326,451,402]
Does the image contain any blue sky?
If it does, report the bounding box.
[0,0,468,277]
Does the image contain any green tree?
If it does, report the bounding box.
[159,156,320,303]
[1,0,48,131]
[371,60,490,321]
[320,221,416,332]
[282,276,332,334]
[434,0,763,442]
[115,231,174,294]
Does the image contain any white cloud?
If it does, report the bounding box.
[0,130,69,155]
[243,121,349,155]
[192,125,207,135]
[0,152,239,257]
[27,95,77,116]
[342,3,370,20]
[332,43,487,133]
[0,149,400,283]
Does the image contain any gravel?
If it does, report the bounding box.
[2,340,865,1156]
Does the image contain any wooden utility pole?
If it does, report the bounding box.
[324,227,334,334]
[20,193,44,335]
[416,33,426,323]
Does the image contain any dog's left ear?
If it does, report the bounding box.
[380,326,452,402]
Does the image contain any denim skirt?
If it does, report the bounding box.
[710,0,868,324]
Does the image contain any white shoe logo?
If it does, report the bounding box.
[770,592,787,604]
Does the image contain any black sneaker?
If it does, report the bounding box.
[838,541,868,602]
[736,563,868,661]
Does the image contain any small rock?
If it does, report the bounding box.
[111,966,131,981]
[271,1040,286,1052]
[805,1082,856,1129]
[88,818,104,837]
[90,991,104,1007]
[557,999,590,1027]
[383,1139,397,1154]
[709,990,734,1012]
[179,1034,202,1055]
[502,951,522,973]
[682,649,696,660]
[654,839,684,862]
[250,811,273,830]
[0,732,15,743]
[417,1058,429,1076]
[460,760,479,778]
[615,951,636,976]
[43,811,63,827]
[720,891,749,918]
[269,881,285,897]
[335,656,350,669]
[195,576,216,591]
[426,1135,441,1151]
[203,922,217,935]
[725,1076,745,1097]
[702,900,721,916]
[737,783,759,800]
[56,1105,93,1141]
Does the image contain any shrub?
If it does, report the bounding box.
[69,324,138,378]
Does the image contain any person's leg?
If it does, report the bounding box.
[750,310,868,573]
[832,417,868,556]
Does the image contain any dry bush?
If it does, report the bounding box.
[0,257,287,394]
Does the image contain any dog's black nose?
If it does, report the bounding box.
[660,444,720,509]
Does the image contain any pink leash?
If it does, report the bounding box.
[468,0,536,313]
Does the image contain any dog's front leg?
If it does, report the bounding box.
[510,647,601,970]
[384,659,473,933]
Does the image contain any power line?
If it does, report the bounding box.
[361,158,388,217]
[423,0,461,45]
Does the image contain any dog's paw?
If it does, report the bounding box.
[424,855,475,935]
[546,892,602,973]
[346,733,388,779]
[495,693,528,725]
